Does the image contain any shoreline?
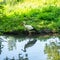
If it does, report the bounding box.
[2,30,60,36]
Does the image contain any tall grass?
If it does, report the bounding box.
[0,0,60,34]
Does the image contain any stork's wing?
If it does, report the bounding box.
[25,25,33,30]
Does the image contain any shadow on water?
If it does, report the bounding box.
[0,35,60,60]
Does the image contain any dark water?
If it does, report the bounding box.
[0,35,60,60]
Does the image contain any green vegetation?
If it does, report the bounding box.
[0,0,60,34]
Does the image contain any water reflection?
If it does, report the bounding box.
[0,35,60,60]
[7,36,16,51]
[4,53,29,60]
[44,37,60,60]
[0,36,7,54]
[0,41,3,54]
[21,39,37,52]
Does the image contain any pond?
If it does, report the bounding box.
[0,35,60,60]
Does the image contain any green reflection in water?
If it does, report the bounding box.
[44,41,60,60]
[0,35,60,60]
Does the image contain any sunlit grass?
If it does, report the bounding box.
[0,0,60,33]
[4,0,60,17]
[0,0,3,2]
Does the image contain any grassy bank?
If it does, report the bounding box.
[0,0,60,34]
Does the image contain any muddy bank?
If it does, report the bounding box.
[3,29,59,36]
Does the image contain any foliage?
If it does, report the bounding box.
[0,0,60,34]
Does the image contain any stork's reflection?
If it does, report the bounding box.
[21,38,37,52]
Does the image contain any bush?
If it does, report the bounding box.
[0,4,60,34]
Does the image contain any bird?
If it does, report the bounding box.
[22,21,38,35]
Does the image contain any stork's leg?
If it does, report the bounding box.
[28,31,31,36]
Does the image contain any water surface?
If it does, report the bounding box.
[0,35,60,60]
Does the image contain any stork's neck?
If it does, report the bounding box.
[23,23,26,26]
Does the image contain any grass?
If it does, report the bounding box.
[0,0,60,34]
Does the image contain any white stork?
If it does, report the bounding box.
[22,21,37,35]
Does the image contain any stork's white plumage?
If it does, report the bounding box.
[22,21,36,35]
[24,24,33,30]
[23,21,33,30]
